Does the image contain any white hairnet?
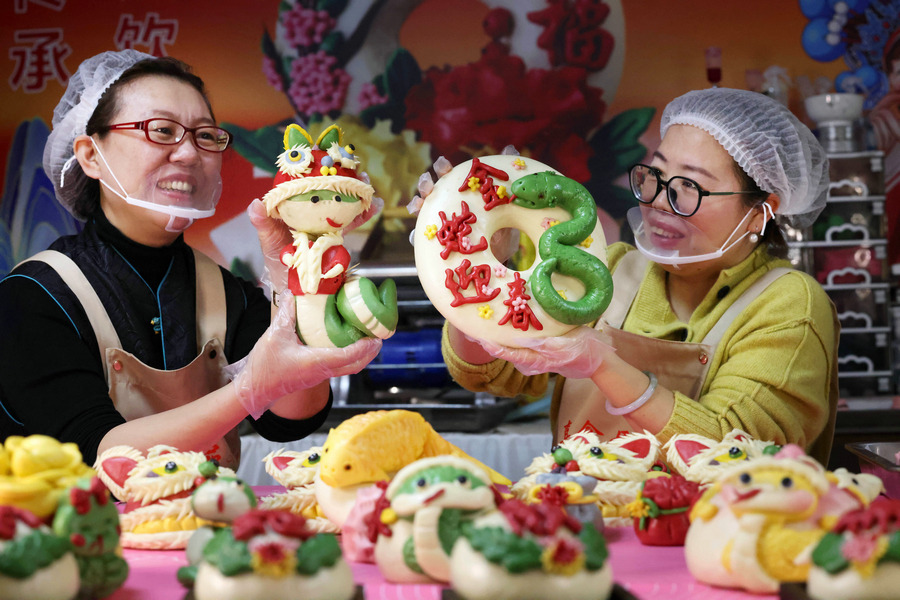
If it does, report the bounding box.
[42,49,155,217]
[660,87,829,228]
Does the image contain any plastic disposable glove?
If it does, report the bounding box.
[248,196,384,297]
[478,325,614,380]
[344,194,384,234]
[227,294,382,418]
[248,198,292,296]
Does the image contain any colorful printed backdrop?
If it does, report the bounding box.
[1,0,849,280]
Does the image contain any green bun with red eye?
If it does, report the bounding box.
[189,475,258,522]
[52,476,129,598]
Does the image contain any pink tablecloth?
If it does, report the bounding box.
[106,486,778,599]
[110,527,777,600]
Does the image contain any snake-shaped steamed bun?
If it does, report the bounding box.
[413,155,612,348]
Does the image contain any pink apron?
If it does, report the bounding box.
[28,249,240,469]
[552,250,792,447]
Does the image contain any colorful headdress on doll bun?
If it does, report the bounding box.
[263,124,375,216]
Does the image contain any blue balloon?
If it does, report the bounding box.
[802,18,845,62]
[800,0,832,19]
[855,64,882,89]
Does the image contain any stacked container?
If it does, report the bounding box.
[785,150,895,402]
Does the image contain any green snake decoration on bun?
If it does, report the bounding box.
[511,172,613,325]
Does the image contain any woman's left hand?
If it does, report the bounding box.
[479,326,614,380]
[228,294,381,418]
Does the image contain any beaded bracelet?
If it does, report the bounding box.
[605,371,658,416]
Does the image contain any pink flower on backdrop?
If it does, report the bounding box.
[358,81,389,111]
[288,51,351,116]
[262,56,284,92]
[281,6,336,48]
[404,49,605,181]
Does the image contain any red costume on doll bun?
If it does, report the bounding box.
[628,475,701,546]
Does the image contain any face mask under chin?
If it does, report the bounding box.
[627,205,760,266]
[91,137,220,225]
[164,214,194,233]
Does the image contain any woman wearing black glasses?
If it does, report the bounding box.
[0,50,380,467]
[444,87,838,464]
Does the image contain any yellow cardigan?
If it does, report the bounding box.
[442,242,840,462]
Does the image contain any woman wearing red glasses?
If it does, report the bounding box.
[444,87,839,464]
[0,50,380,467]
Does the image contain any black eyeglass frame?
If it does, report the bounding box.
[629,163,758,218]
[102,118,233,153]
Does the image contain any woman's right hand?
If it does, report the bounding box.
[228,294,381,418]
[248,198,292,295]
[477,325,614,380]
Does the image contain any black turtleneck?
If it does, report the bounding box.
[93,210,181,290]
[0,210,331,464]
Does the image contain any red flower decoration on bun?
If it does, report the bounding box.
[630,475,701,546]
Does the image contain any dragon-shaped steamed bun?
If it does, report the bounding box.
[94,445,236,549]
[258,447,338,534]
[512,430,664,526]
[663,429,777,485]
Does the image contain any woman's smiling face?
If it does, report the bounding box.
[91,74,222,244]
[644,124,758,275]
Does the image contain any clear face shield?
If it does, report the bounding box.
[627,203,772,266]
[90,137,222,233]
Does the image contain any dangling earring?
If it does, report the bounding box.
[751,202,772,245]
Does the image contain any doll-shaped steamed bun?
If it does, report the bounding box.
[262,123,398,348]
[178,461,258,588]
